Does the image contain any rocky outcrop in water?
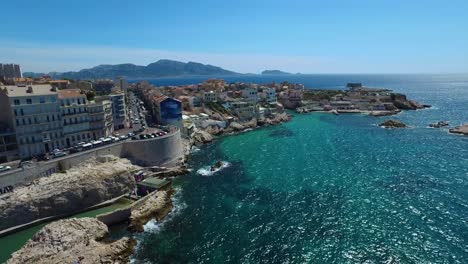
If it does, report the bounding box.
[0,156,139,231]
[7,217,136,264]
[380,120,407,128]
[390,93,431,110]
[449,124,468,136]
[128,190,173,232]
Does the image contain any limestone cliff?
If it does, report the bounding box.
[0,156,139,231]
[7,218,136,264]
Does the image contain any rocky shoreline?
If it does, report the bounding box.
[193,112,291,145]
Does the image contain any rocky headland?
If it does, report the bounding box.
[380,120,408,128]
[7,218,136,264]
[0,156,139,231]
[449,124,468,136]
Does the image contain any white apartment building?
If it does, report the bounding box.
[242,88,259,103]
[0,85,63,158]
[58,89,91,147]
[260,87,277,104]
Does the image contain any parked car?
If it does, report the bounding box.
[0,165,12,172]
[128,132,135,137]
[53,151,66,158]
[37,154,50,161]
[131,136,138,140]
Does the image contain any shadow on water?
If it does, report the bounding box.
[268,127,294,138]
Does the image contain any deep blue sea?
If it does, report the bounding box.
[132,74,468,263]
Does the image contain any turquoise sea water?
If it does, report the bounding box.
[131,75,468,263]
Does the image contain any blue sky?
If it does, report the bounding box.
[1,0,467,73]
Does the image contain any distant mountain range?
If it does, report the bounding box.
[261,70,293,75]
[23,59,239,79]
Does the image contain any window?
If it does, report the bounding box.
[51,97,56,103]
[40,97,45,103]
[20,109,24,116]
[16,119,19,126]
[14,99,20,105]
[26,99,32,104]
[14,109,17,116]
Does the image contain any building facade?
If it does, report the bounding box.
[58,89,91,147]
[0,64,22,79]
[0,85,63,158]
[153,97,182,129]
[97,92,128,130]
[87,100,113,140]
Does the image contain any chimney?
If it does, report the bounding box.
[26,86,33,93]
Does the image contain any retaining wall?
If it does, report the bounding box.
[0,130,183,189]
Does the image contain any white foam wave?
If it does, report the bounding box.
[143,187,187,233]
[196,161,231,176]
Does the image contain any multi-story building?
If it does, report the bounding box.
[115,77,128,95]
[93,79,114,94]
[58,89,91,147]
[152,96,182,129]
[260,87,277,104]
[87,100,113,140]
[242,88,259,103]
[0,64,22,79]
[0,84,63,158]
[229,101,257,120]
[97,91,127,130]
[203,91,217,102]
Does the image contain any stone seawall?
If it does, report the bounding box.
[122,130,184,167]
[0,130,183,188]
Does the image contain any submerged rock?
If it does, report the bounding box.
[380,120,407,128]
[8,218,136,264]
[449,124,468,136]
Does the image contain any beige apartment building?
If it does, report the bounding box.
[58,89,92,147]
[87,99,113,140]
